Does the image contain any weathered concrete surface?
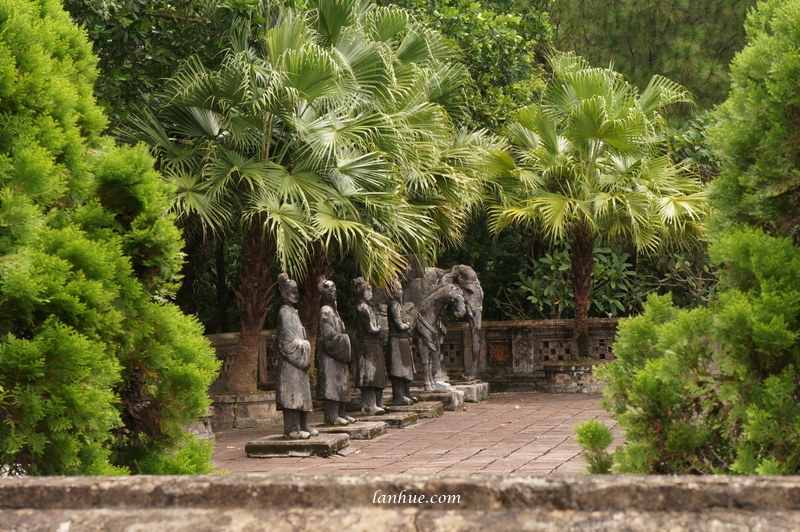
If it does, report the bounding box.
[387,401,444,419]
[3,475,800,531]
[245,434,349,458]
[315,421,387,440]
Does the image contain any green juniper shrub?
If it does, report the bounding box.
[574,419,614,474]
[708,0,800,241]
[578,228,800,474]
[576,0,800,475]
[0,0,219,475]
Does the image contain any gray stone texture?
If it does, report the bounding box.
[541,364,604,393]
[4,475,800,531]
[209,392,280,430]
[356,411,418,428]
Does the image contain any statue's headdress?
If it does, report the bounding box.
[318,275,334,292]
[352,276,370,297]
[278,273,294,300]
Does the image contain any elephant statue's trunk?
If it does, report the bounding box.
[464,306,482,380]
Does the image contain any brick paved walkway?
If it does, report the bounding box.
[212,392,619,476]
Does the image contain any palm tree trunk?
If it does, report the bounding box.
[227,226,275,393]
[570,229,595,361]
[298,248,331,359]
[212,236,233,334]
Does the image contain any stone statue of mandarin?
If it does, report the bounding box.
[316,277,355,426]
[387,277,414,405]
[353,277,387,415]
[274,273,318,439]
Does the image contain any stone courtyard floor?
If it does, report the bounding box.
[212,392,620,476]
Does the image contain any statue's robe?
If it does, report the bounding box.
[275,304,312,412]
[316,304,351,402]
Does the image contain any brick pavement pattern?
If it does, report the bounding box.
[212,392,619,476]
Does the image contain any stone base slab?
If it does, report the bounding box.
[409,389,465,411]
[387,401,443,418]
[314,421,387,440]
[355,412,418,428]
[245,434,349,458]
[451,381,490,402]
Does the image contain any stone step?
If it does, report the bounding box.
[245,433,349,458]
[314,421,387,440]
[386,400,444,418]
[408,389,465,411]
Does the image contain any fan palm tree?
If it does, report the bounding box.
[127,0,487,392]
[487,53,708,360]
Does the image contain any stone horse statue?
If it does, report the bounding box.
[405,265,484,381]
[410,282,466,391]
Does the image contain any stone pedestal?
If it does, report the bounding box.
[245,434,349,458]
[357,412,418,428]
[450,380,490,402]
[409,389,465,411]
[210,392,280,430]
[315,421,387,440]
[387,401,444,418]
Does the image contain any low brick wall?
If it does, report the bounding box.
[3,475,800,531]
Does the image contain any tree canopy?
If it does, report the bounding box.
[128,0,491,392]
[487,52,707,359]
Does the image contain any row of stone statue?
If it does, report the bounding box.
[274,274,414,439]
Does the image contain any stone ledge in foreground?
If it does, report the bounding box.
[3,475,800,513]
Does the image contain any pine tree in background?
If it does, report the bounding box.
[550,0,754,109]
[0,0,219,475]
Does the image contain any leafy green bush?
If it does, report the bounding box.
[0,0,218,475]
[381,0,551,128]
[515,247,639,319]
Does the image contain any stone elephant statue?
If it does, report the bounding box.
[404,264,483,382]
